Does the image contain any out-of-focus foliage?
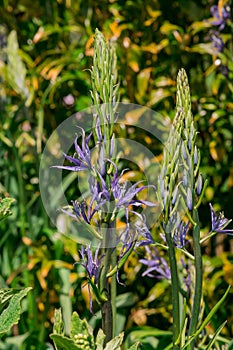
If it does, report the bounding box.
[0,0,232,348]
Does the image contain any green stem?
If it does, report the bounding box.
[99,223,116,344]
[100,246,113,345]
[200,230,217,244]
[188,208,202,349]
[165,231,180,349]
[111,248,117,338]
[13,144,37,332]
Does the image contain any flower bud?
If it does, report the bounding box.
[196,173,203,196]
[186,187,193,211]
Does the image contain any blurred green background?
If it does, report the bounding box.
[0,0,233,349]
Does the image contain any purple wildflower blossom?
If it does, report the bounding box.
[210,4,231,31]
[173,220,190,248]
[210,31,224,52]
[79,245,104,312]
[134,218,154,246]
[79,245,104,284]
[120,212,154,248]
[58,198,104,228]
[52,127,92,172]
[86,160,156,227]
[140,245,171,280]
[72,200,104,224]
[109,160,156,209]
[210,203,233,235]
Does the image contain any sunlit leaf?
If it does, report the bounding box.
[188,21,211,35]
[148,88,172,107]
[136,68,152,102]
[109,21,128,39]
[191,43,217,55]
[160,21,180,34]
[6,31,28,98]
[146,7,161,19]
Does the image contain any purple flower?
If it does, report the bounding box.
[210,4,231,31]
[140,246,171,280]
[52,127,92,172]
[210,203,233,235]
[72,200,103,225]
[78,245,105,312]
[173,220,190,248]
[210,32,224,52]
[86,160,156,226]
[59,198,104,228]
[118,211,153,258]
[134,217,154,246]
[79,245,104,284]
[109,160,156,209]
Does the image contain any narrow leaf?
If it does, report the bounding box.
[182,285,231,349]
[193,285,231,338]
[206,320,227,350]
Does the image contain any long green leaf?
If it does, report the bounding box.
[182,285,231,349]
[206,321,227,350]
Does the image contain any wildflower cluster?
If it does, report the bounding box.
[139,69,206,349]
[209,2,230,53]
[53,29,154,342]
[207,1,231,77]
[140,68,233,349]
[52,29,233,349]
[155,69,205,247]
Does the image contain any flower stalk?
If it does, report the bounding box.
[155,68,205,348]
[187,208,202,350]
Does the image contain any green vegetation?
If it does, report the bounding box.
[0,1,232,349]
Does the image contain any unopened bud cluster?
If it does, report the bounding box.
[73,333,93,349]
[157,69,205,246]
